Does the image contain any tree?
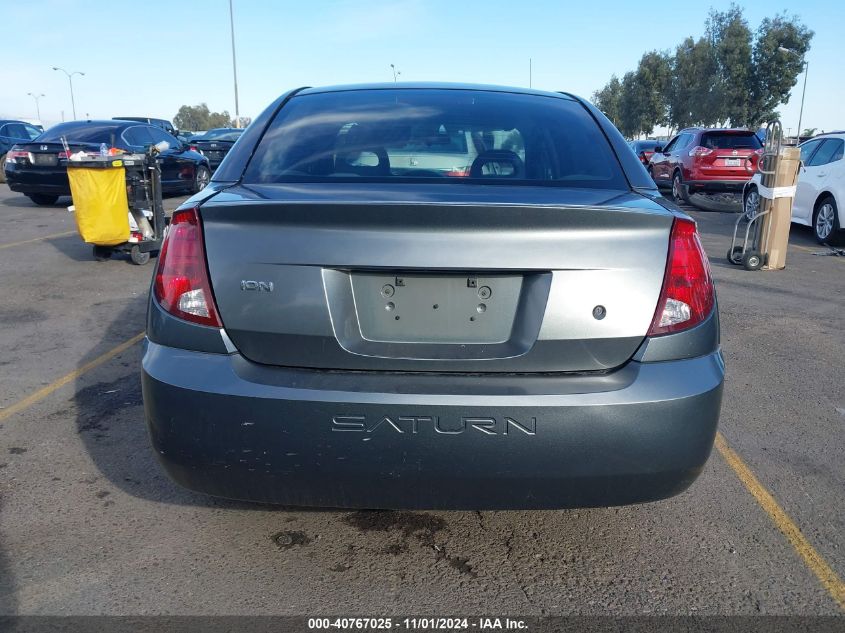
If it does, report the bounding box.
[802,128,817,137]
[592,75,623,129]
[747,14,813,127]
[618,72,641,138]
[668,37,720,129]
[173,103,233,131]
[634,50,672,134]
[593,52,670,138]
[706,4,752,126]
[596,7,813,132]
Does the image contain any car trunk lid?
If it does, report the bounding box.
[199,184,674,373]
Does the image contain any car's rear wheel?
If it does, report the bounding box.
[192,165,210,194]
[813,196,842,245]
[672,171,690,204]
[27,194,59,206]
[0,153,7,184]
[743,186,760,222]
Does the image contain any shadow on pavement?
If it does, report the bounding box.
[0,195,69,208]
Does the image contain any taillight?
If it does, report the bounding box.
[153,207,222,328]
[647,218,715,336]
[7,149,30,163]
[189,145,198,152]
[688,146,713,158]
[57,150,70,159]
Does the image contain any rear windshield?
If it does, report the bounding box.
[38,122,121,145]
[243,89,627,189]
[200,129,243,141]
[701,132,762,150]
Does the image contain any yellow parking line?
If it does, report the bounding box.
[0,331,145,423]
[0,230,76,251]
[715,432,845,610]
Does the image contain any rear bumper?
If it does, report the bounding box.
[142,341,724,510]
[685,179,750,194]
[5,167,70,196]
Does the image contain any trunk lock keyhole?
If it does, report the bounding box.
[593,305,607,320]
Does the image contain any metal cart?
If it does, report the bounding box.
[67,146,166,265]
[727,120,782,271]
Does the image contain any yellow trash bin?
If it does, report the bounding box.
[67,158,131,246]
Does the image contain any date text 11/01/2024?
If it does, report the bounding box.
[330,415,537,436]
[307,617,529,629]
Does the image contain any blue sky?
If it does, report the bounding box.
[2,0,842,134]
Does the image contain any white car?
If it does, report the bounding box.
[744,132,844,245]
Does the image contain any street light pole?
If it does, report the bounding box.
[27,92,45,121]
[52,67,84,120]
[390,64,400,82]
[228,0,241,128]
[778,46,808,140]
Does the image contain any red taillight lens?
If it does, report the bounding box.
[688,146,713,158]
[189,145,198,152]
[154,207,222,328]
[647,218,715,336]
[7,149,30,162]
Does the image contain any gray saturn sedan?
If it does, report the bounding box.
[142,83,723,510]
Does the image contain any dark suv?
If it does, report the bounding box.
[648,128,762,203]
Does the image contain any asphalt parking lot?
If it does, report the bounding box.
[0,185,842,616]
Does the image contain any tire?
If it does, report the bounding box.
[0,153,7,184]
[727,246,744,265]
[743,187,760,222]
[93,245,112,261]
[741,250,764,271]
[27,193,59,206]
[130,245,151,266]
[672,171,690,204]
[192,165,210,194]
[813,196,843,246]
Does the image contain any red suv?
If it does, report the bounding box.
[648,128,763,203]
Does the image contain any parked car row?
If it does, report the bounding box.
[631,127,844,245]
[3,119,211,205]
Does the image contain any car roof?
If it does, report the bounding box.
[113,116,170,124]
[679,127,754,134]
[57,119,134,128]
[296,82,575,101]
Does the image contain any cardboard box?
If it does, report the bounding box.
[759,147,801,270]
